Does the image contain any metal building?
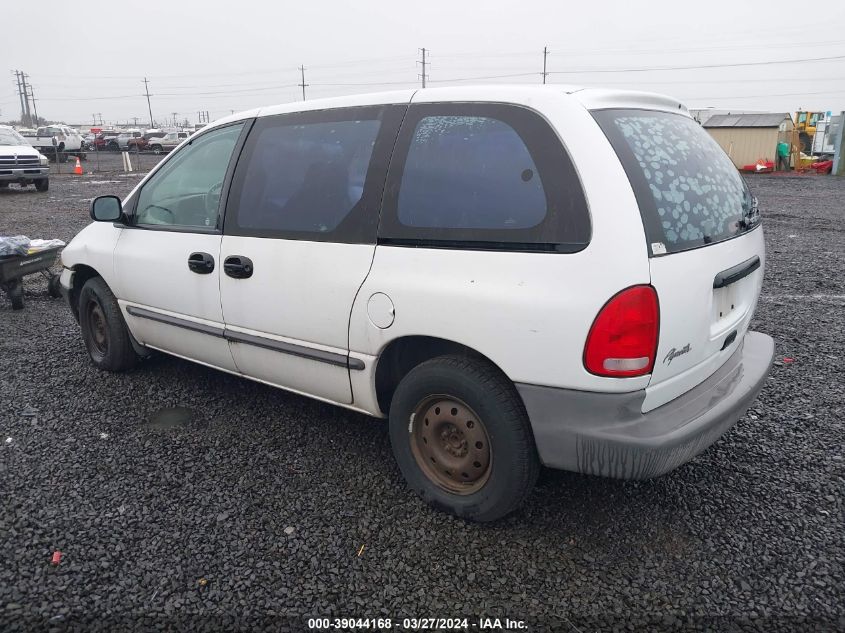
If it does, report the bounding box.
[703,113,794,168]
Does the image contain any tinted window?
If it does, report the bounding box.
[593,109,755,255]
[380,103,590,252]
[226,106,405,243]
[398,116,546,230]
[135,123,244,229]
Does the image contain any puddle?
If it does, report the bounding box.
[144,406,198,432]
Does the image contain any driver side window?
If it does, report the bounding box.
[135,123,244,229]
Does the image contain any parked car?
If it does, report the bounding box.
[127,131,167,152]
[0,125,50,191]
[21,125,84,162]
[111,130,143,150]
[59,86,774,522]
[147,131,188,154]
[90,131,121,151]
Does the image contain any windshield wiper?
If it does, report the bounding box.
[738,195,760,231]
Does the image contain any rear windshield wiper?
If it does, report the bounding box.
[738,195,760,231]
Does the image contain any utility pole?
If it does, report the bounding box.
[14,71,27,124]
[143,77,154,129]
[171,112,178,127]
[418,48,428,88]
[542,46,549,84]
[298,65,308,101]
[132,117,139,127]
[19,72,33,126]
[26,79,38,126]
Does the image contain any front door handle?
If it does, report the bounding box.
[223,255,254,279]
[188,251,215,274]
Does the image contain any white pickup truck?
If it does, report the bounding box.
[22,125,85,162]
[0,126,50,191]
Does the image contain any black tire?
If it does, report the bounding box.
[389,355,539,522]
[9,282,24,310]
[47,274,62,298]
[35,179,49,192]
[107,142,119,151]
[78,277,138,372]
[151,144,163,155]
[0,182,8,189]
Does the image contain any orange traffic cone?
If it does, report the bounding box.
[73,156,83,176]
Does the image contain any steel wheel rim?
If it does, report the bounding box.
[410,395,492,495]
[86,300,108,355]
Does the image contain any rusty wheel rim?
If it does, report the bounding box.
[410,396,492,495]
[86,300,109,355]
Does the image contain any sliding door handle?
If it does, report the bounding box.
[223,255,254,279]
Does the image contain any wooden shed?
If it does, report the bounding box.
[703,113,794,168]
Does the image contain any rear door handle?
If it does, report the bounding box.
[223,255,254,279]
[187,251,215,274]
[713,256,760,289]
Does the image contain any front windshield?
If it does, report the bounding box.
[0,129,27,146]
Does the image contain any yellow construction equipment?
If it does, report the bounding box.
[794,111,824,153]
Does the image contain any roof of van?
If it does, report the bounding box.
[210,85,689,127]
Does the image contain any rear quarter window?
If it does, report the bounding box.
[593,109,755,255]
[380,103,590,252]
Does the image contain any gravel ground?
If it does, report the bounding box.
[0,173,843,632]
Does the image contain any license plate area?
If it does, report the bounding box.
[710,277,751,336]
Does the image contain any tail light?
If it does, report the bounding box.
[584,285,659,378]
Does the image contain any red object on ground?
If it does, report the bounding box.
[51,551,62,565]
[811,160,833,174]
[783,357,795,364]
[740,159,774,173]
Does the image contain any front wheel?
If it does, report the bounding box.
[150,144,163,155]
[78,277,138,371]
[389,355,539,522]
[35,179,49,192]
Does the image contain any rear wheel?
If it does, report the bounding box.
[35,179,49,192]
[78,277,138,371]
[388,355,539,522]
[151,144,163,155]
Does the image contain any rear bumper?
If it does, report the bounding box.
[517,331,775,479]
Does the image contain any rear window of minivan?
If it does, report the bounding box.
[593,109,755,255]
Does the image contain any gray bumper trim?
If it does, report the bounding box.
[0,167,49,180]
[517,331,775,479]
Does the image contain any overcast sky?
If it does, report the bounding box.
[2,0,844,128]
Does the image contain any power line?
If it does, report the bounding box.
[429,72,538,83]
[547,54,845,75]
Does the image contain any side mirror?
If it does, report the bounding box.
[91,195,123,222]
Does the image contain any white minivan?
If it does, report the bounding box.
[60,86,774,521]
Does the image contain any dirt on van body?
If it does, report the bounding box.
[0,173,843,631]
